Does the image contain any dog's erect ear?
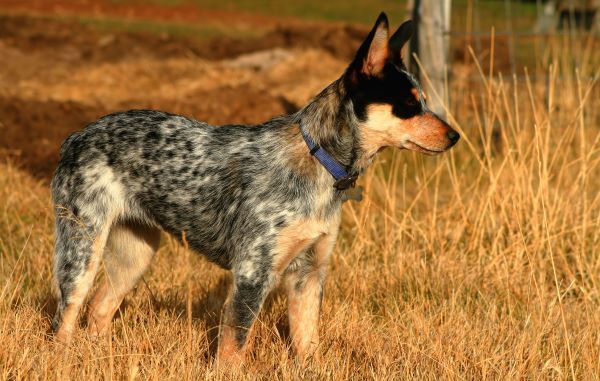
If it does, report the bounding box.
[349,12,390,79]
[389,20,413,65]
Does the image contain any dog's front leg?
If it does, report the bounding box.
[217,266,275,368]
[284,230,337,361]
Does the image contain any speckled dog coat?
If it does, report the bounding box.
[50,13,458,364]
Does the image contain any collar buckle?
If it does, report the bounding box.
[333,173,358,190]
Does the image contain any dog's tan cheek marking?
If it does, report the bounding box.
[355,104,411,167]
[360,127,391,153]
[362,104,400,132]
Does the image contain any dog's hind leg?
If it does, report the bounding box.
[51,164,126,343]
[52,212,113,344]
[87,221,160,337]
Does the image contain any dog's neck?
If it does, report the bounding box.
[296,78,372,176]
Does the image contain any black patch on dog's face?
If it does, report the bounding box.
[342,15,422,123]
[345,63,423,122]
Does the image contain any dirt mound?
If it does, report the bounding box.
[0,97,106,177]
[0,13,365,63]
[0,88,291,178]
[0,11,356,179]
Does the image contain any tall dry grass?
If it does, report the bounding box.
[1,34,599,379]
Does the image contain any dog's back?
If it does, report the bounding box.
[52,110,334,267]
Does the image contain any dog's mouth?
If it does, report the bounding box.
[403,141,445,155]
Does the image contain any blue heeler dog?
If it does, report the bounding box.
[51,13,459,365]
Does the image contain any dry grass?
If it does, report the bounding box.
[1,35,599,380]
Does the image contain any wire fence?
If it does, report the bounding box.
[443,28,598,82]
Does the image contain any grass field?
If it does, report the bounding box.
[0,1,599,380]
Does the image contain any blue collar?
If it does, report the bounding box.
[299,122,358,190]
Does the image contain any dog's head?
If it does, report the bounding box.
[343,13,459,156]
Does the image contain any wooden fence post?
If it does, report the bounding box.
[409,0,452,118]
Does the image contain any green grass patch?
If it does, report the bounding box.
[109,0,189,6]
[74,14,263,39]
[188,0,408,24]
[109,0,540,31]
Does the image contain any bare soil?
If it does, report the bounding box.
[0,5,367,179]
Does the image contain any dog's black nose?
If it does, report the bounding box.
[447,130,460,144]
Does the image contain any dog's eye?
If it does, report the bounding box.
[405,98,418,107]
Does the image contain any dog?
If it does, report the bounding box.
[50,12,459,365]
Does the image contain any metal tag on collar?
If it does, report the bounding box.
[333,173,358,190]
[341,186,363,202]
